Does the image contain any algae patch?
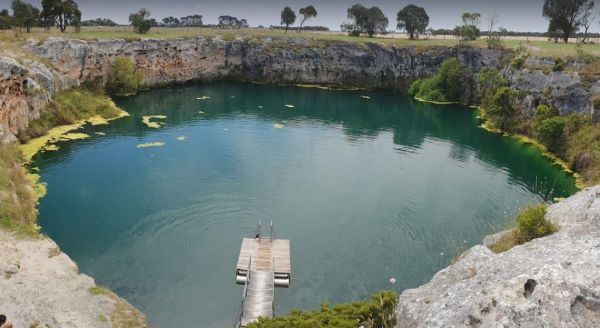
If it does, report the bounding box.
[137,142,165,148]
[176,136,187,141]
[196,96,211,100]
[285,104,295,108]
[273,123,285,129]
[360,95,371,99]
[142,115,167,129]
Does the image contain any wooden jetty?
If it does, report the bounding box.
[234,221,290,327]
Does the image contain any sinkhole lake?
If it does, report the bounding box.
[35,82,577,328]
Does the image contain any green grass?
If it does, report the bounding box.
[18,87,123,142]
[247,291,397,328]
[489,204,558,253]
[3,27,600,57]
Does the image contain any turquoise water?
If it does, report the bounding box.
[35,82,576,328]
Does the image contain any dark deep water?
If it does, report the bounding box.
[34,82,577,328]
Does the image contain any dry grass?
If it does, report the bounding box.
[3,26,600,57]
[0,143,40,235]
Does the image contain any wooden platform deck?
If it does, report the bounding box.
[236,237,291,327]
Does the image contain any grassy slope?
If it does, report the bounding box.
[2,26,600,57]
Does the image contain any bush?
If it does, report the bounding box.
[511,57,525,69]
[535,116,565,153]
[489,204,557,253]
[553,57,564,72]
[477,67,506,98]
[483,87,515,130]
[247,291,397,328]
[106,56,143,96]
[409,58,473,103]
[516,204,557,242]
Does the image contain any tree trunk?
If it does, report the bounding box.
[298,18,306,33]
[285,25,288,33]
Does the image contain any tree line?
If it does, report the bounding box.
[1,0,598,44]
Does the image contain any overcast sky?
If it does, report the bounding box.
[2,0,600,33]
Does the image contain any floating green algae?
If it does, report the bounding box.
[137,142,165,148]
[142,115,167,128]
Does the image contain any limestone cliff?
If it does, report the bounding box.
[396,186,600,327]
[1,36,598,142]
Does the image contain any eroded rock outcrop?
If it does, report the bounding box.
[396,186,600,327]
[0,229,147,328]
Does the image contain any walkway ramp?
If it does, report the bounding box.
[234,222,291,327]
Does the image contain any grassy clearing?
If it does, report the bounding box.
[89,285,147,328]
[3,27,600,57]
[488,204,558,253]
[247,291,397,328]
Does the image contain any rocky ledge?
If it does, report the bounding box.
[0,229,147,328]
[396,186,600,327]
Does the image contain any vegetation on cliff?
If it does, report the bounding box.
[489,204,557,253]
[408,58,474,104]
[18,87,123,143]
[106,56,143,95]
[0,144,40,235]
[247,291,397,328]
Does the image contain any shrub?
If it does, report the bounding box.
[409,58,473,103]
[593,96,600,110]
[247,291,397,328]
[477,67,506,98]
[511,57,525,69]
[553,57,564,72]
[516,204,557,242]
[489,204,557,253]
[106,56,143,96]
[483,87,515,130]
[535,116,565,153]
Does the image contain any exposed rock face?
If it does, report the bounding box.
[0,57,57,143]
[0,36,597,142]
[504,68,595,120]
[396,186,600,328]
[0,229,147,328]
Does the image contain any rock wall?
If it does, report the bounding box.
[1,36,597,142]
[396,185,600,327]
[0,229,147,328]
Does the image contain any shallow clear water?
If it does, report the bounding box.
[35,82,576,328]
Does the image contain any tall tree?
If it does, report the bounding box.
[12,0,39,33]
[346,4,388,37]
[280,7,296,33]
[543,0,594,42]
[454,12,481,43]
[298,5,317,33]
[396,4,429,39]
[129,8,152,34]
[40,0,81,32]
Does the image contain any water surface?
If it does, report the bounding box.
[35,82,576,328]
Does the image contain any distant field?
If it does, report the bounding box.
[2,26,600,57]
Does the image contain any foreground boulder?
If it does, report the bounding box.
[396,186,600,327]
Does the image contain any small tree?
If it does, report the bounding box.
[0,9,12,30]
[280,7,296,33]
[129,8,152,34]
[454,12,481,43]
[298,5,317,33]
[40,0,81,32]
[396,4,429,40]
[106,56,143,96]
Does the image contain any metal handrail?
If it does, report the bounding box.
[269,221,275,242]
[235,256,252,328]
[271,257,276,316]
[256,220,262,239]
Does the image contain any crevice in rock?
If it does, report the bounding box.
[523,279,537,298]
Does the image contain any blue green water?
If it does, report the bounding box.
[35,82,576,328]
